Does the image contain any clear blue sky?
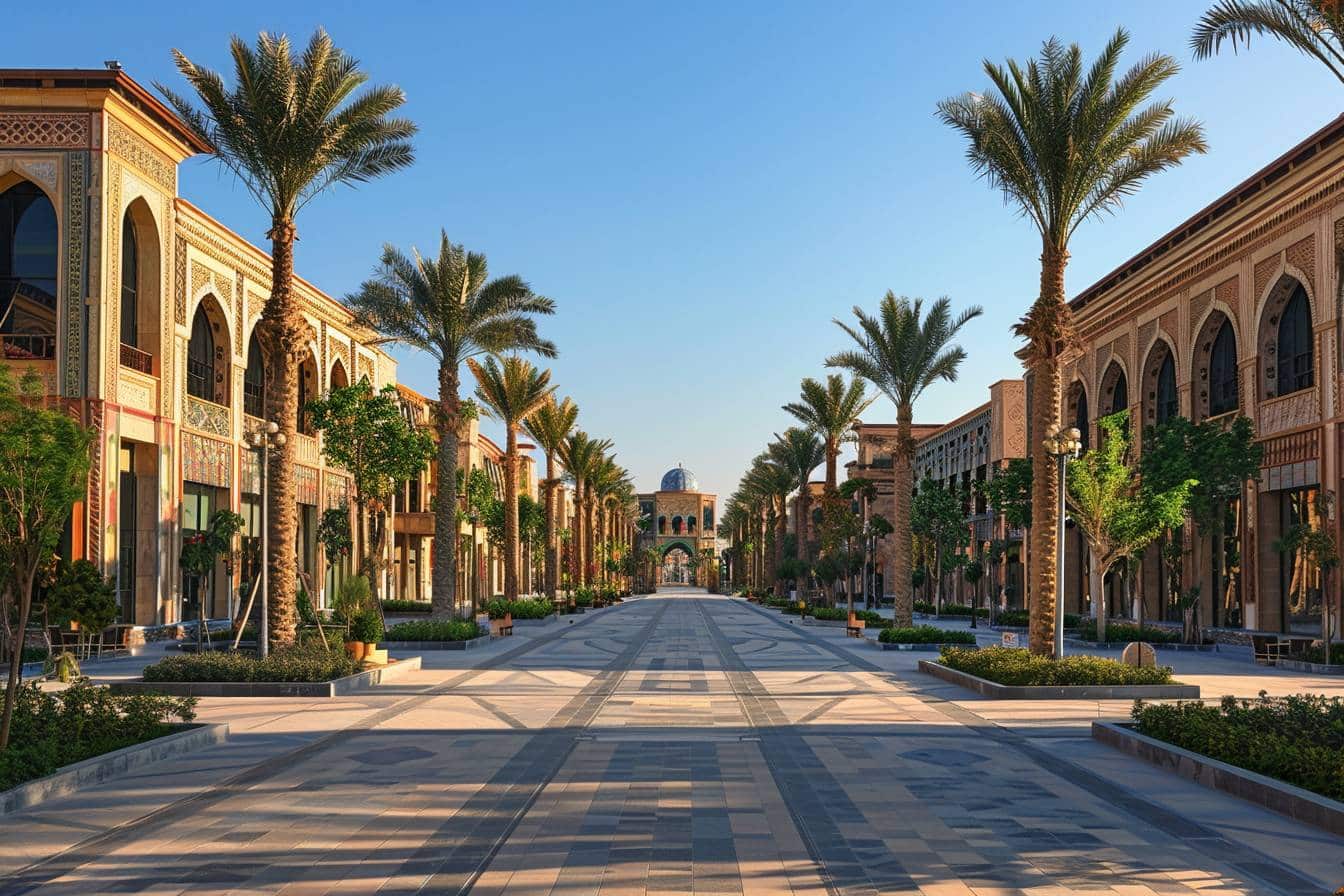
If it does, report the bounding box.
[10,1,1339,498]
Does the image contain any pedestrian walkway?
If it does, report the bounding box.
[2,596,1340,894]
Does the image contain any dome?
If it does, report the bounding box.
[660,465,698,492]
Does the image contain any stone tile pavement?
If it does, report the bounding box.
[1,594,1340,894]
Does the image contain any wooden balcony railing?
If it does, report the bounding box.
[119,342,153,374]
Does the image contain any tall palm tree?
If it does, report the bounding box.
[770,428,826,566]
[346,233,555,617]
[826,294,982,627]
[744,453,794,596]
[468,356,556,602]
[937,30,1205,654]
[562,431,612,590]
[160,29,416,645]
[524,396,579,606]
[783,374,875,493]
[1193,0,1344,82]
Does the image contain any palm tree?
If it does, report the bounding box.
[744,453,794,597]
[783,374,875,493]
[770,428,826,567]
[937,29,1205,654]
[160,30,416,645]
[346,233,555,617]
[1193,0,1344,82]
[524,396,579,606]
[562,432,612,590]
[826,294,982,627]
[468,356,556,602]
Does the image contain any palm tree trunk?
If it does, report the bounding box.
[891,404,915,626]
[503,426,520,601]
[825,440,838,493]
[798,487,811,565]
[1028,245,1069,656]
[543,455,557,605]
[264,218,300,647]
[774,497,787,596]
[432,365,459,617]
[572,481,585,590]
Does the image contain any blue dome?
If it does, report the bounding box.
[660,466,698,492]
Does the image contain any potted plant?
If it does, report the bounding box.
[350,609,383,657]
[335,575,373,660]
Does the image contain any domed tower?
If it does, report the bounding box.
[636,463,718,591]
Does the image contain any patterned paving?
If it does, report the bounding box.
[1,595,1339,895]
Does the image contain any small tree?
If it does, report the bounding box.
[911,479,969,612]
[1068,413,1195,644]
[979,458,1032,610]
[46,560,119,656]
[306,381,434,600]
[1273,491,1339,651]
[180,509,246,645]
[0,368,92,748]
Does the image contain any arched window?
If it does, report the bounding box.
[120,209,138,348]
[687,515,696,533]
[244,333,265,418]
[672,515,683,535]
[703,507,713,530]
[186,306,215,400]
[1074,389,1089,452]
[297,354,317,435]
[1209,321,1238,417]
[1108,371,1127,415]
[0,182,59,356]
[1276,286,1313,395]
[658,515,666,535]
[1156,352,1177,424]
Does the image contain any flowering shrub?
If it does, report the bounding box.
[938,646,1175,686]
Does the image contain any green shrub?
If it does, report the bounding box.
[385,619,482,642]
[1076,620,1179,644]
[993,609,1081,628]
[853,610,891,628]
[808,607,847,620]
[333,575,372,624]
[1300,642,1344,665]
[880,626,976,644]
[484,598,553,620]
[380,599,431,614]
[142,643,361,683]
[935,603,989,618]
[21,646,48,664]
[348,609,383,644]
[913,600,936,614]
[297,589,319,625]
[938,646,1174,686]
[47,560,119,631]
[573,591,594,608]
[0,682,196,790]
[1133,694,1344,801]
[782,601,808,616]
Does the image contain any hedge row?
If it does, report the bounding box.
[385,619,481,642]
[381,599,432,614]
[994,609,1083,629]
[879,626,976,645]
[937,646,1174,686]
[1076,620,1179,644]
[485,598,554,620]
[142,644,361,683]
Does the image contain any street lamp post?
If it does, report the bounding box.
[248,421,285,659]
[1042,426,1082,659]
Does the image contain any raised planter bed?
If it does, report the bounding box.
[383,636,489,651]
[918,659,1200,700]
[879,642,980,652]
[1275,658,1344,675]
[1,722,228,817]
[1092,720,1344,835]
[107,656,423,698]
[800,617,847,628]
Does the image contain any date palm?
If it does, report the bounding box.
[469,356,556,602]
[770,428,826,565]
[346,233,555,618]
[937,29,1205,654]
[524,396,579,605]
[783,374,875,493]
[1193,0,1344,83]
[160,29,416,645]
[827,293,982,627]
[562,431,613,589]
[744,453,794,596]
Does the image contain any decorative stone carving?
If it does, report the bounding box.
[64,152,86,397]
[0,156,59,193]
[1286,233,1316,289]
[0,112,88,148]
[1257,388,1318,437]
[185,394,231,438]
[174,234,187,325]
[1254,254,1279,303]
[106,118,175,192]
[182,432,231,488]
[235,273,244,347]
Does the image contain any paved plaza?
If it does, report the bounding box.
[3,593,1342,895]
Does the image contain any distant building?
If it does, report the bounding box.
[635,465,718,587]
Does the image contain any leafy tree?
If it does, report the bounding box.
[911,479,970,612]
[1193,0,1344,83]
[1068,413,1195,644]
[827,294,982,626]
[306,381,434,599]
[939,29,1205,654]
[469,356,555,601]
[1273,492,1339,648]
[180,509,246,644]
[160,29,416,647]
[524,396,579,603]
[979,458,1032,531]
[346,234,556,617]
[317,506,353,567]
[782,374,874,492]
[46,560,119,654]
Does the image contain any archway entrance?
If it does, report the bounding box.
[662,546,692,585]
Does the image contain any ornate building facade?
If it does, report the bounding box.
[635,466,718,587]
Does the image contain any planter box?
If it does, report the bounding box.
[1276,658,1344,675]
[879,642,978,652]
[1,722,228,817]
[383,636,489,652]
[800,617,847,627]
[1092,721,1344,836]
[107,656,423,698]
[917,659,1200,700]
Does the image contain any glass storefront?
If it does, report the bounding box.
[1279,487,1322,634]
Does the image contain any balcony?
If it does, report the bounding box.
[1,333,56,361]
[295,432,319,466]
[1257,387,1318,438]
[394,511,435,536]
[119,342,153,375]
[184,394,231,438]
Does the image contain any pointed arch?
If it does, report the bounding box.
[1257,273,1314,399]
[297,346,319,435]
[119,197,161,371]
[1192,308,1240,420]
[0,177,59,359]
[1099,359,1129,417]
[1142,337,1179,426]
[187,294,230,405]
[1066,380,1090,452]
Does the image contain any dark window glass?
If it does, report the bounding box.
[1156,352,1178,424]
[244,334,265,418]
[1108,371,1127,415]
[120,210,138,347]
[1209,321,1238,416]
[187,307,215,400]
[1276,286,1313,395]
[0,182,58,346]
[1074,389,1089,452]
